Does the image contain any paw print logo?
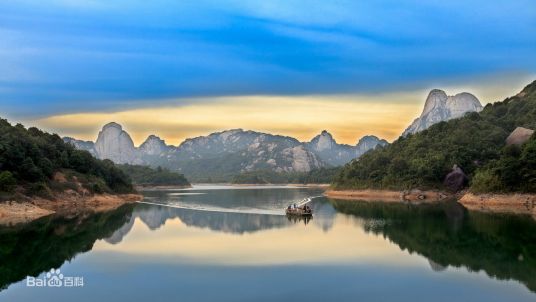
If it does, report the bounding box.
[46,268,64,287]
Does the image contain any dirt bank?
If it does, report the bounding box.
[459,193,536,216]
[0,193,143,226]
[324,189,450,203]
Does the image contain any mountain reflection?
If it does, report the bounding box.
[131,203,329,234]
[328,199,536,293]
[0,204,135,291]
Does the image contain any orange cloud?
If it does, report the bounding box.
[35,93,424,145]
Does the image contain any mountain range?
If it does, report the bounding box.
[64,88,484,181]
[64,124,387,181]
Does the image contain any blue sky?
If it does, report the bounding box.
[0,0,535,142]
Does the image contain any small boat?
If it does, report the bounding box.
[285,205,313,216]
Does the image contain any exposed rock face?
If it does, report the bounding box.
[139,135,169,156]
[306,131,388,166]
[63,137,97,156]
[402,89,483,136]
[356,135,388,155]
[308,130,336,152]
[506,127,534,145]
[94,122,140,164]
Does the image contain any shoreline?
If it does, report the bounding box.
[325,189,536,216]
[0,193,143,226]
[229,183,330,188]
[324,189,450,203]
[459,193,536,216]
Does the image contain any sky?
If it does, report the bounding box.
[0,0,535,144]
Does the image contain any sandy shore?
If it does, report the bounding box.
[460,193,536,216]
[324,189,450,203]
[0,193,143,226]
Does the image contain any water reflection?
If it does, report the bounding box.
[329,199,536,293]
[0,204,134,290]
[1,187,536,301]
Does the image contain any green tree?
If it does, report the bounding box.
[0,171,17,192]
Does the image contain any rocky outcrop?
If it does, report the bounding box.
[402,89,483,136]
[356,135,388,155]
[506,127,534,145]
[63,137,97,156]
[139,135,169,156]
[306,130,388,166]
[443,165,468,192]
[94,122,141,164]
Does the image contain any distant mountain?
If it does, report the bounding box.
[402,89,483,136]
[306,130,387,166]
[65,126,387,181]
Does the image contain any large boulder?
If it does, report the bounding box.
[443,165,468,192]
[506,127,534,146]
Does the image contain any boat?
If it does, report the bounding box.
[285,205,313,216]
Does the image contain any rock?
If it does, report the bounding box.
[306,131,388,166]
[443,165,468,192]
[356,135,388,154]
[139,135,169,156]
[63,137,97,156]
[94,122,141,164]
[402,89,483,136]
[506,127,534,145]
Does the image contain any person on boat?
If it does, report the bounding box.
[293,203,297,209]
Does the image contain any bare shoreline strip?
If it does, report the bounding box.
[325,189,536,216]
[324,189,449,203]
[0,193,143,226]
[460,193,536,216]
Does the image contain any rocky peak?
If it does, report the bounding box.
[402,89,483,136]
[309,130,336,152]
[446,92,482,118]
[421,89,448,116]
[94,122,140,164]
[356,135,388,153]
[140,135,169,156]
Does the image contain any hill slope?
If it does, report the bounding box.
[333,80,536,192]
[0,119,134,199]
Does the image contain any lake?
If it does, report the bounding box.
[1,185,535,302]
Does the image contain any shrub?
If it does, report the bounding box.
[0,171,17,192]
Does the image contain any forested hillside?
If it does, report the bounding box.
[0,119,134,199]
[333,81,536,192]
[118,165,190,187]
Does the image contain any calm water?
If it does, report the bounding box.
[1,185,535,302]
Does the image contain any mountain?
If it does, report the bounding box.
[139,135,170,156]
[334,80,536,193]
[94,122,141,165]
[402,89,483,136]
[65,126,387,181]
[356,135,389,155]
[306,130,387,166]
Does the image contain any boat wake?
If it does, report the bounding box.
[138,200,286,216]
[138,196,324,216]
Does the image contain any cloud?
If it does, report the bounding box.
[35,93,424,145]
[0,0,535,119]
